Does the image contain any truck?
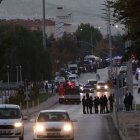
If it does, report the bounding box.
[68,64,78,74]
[58,81,81,104]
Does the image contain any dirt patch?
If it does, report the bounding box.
[118,112,140,140]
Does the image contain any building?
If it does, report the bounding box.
[0,19,71,37]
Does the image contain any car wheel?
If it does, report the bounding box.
[19,135,24,140]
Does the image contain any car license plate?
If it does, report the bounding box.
[47,132,60,136]
[0,130,11,134]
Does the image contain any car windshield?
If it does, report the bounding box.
[84,85,92,88]
[37,112,70,122]
[98,83,105,86]
[0,108,21,119]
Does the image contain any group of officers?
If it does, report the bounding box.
[82,92,114,114]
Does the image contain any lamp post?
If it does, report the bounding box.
[7,65,10,103]
[42,0,46,48]
[16,65,19,84]
[90,26,94,55]
[19,65,22,82]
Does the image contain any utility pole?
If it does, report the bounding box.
[42,0,46,48]
[90,26,93,55]
[107,3,113,79]
[101,1,113,79]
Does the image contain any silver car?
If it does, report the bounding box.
[0,104,24,140]
[33,110,75,140]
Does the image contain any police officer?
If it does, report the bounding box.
[82,96,86,114]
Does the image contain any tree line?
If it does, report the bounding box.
[108,0,140,61]
[0,21,124,83]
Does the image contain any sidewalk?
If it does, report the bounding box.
[112,80,140,140]
[22,94,59,116]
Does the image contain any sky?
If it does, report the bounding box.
[0,0,122,34]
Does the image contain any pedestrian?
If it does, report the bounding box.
[82,96,86,114]
[93,96,100,114]
[103,95,109,113]
[108,94,114,112]
[124,93,129,111]
[89,96,93,114]
[45,82,48,93]
[128,92,133,110]
[138,87,140,94]
[51,83,54,93]
[96,73,100,81]
[99,95,104,114]
[85,92,90,114]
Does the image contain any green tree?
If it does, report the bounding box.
[108,0,140,60]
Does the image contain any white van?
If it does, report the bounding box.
[0,104,25,140]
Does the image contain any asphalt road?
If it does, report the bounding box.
[0,68,122,140]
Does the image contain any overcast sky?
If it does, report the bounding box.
[0,0,122,34]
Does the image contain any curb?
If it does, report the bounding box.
[111,113,127,140]
[22,94,59,117]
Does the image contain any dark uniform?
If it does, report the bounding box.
[82,96,86,114]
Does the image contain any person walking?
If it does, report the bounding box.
[89,96,93,114]
[108,94,114,112]
[82,96,86,114]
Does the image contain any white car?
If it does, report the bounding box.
[33,110,75,140]
[96,81,109,91]
[67,74,79,83]
[119,66,127,74]
[55,76,65,83]
[0,104,25,140]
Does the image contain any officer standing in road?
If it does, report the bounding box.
[89,96,93,114]
[93,96,100,114]
[86,92,90,114]
[82,96,86,114]
[108,94,114,112]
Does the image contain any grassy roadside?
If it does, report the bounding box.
[21,93,55,109]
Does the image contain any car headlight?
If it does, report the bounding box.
[34,124,45,133]
[14,122,23,127]
[97,86,100,89]
[80,87,83,91]
[63,124,72,132]
[105,85,108,89]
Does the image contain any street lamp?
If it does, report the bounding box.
[19,65,22,82]
[42,0,46,48]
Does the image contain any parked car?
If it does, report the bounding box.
[33,110,75,140]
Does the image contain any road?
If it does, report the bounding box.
[1,68,122,140]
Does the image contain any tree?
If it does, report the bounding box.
[0,22,52,81]
[74,23,103,56]
[108,0,140,60]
